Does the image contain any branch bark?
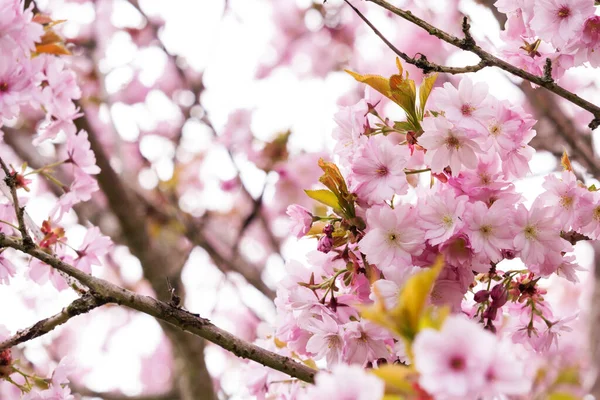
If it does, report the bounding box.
[0,233,317,384]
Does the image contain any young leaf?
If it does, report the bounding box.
[345,70,392,100]
[304,189,341,210]
[561,149,573,172]
[418,73,438,117]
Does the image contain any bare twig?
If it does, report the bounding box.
[0,233,317,384]
[355,0,600,129]
[0,294,107,350]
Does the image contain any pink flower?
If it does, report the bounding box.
[0,253,16,284]
[65,130,101,174]
[418,190,468,246]
[464,200,515,262]
[0,0,43,54]
[413,315,496,398]
[431,78,494,131]
[540,171,583,229]
[369,279,400,309]
[512,200,570,266]
[342,320,390,365]
[477,343,531,398]
[351,135,409,204]
[28,256,70,292]
[52,169,99,222]
[0,50,35,119]
[286,204,313,238]
[530,0,594,48]
[419,116,483,176]
[332,99,368,167]
[74,226,112,274]
[299,364,384,400]
[360,205,424,276]
[303,312,344,365]
[35,103,83,145]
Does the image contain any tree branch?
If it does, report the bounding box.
[0,234,317,384]
[0,294,107,350]
[359,0,600,129]
[345,0,487,74]
[0,157,34,249]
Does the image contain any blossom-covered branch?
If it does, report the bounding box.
[360,0,600,129]
[0,233,317,384]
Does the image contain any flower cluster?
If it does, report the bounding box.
[262,60,594,399]
[497,0,600,77]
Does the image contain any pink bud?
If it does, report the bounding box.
[317,236,333,253]
[474,290,490,303]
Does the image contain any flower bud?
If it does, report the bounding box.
[490,284,508,307]
[483,305,498,320]
[323,224,334,236]
[501,249,516,260]
[473,290,490,303]
[317,236,333,253]
[0,349,12,378]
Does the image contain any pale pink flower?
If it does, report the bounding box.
[555,254,584,283]
[34,103,83,145]
[22,385,74,400]
[477,343,531,398]
[413,315,496,398]
[419,116,482,176]
[40,57,81,109]
[431,78,494,131]
[298,364,384,400]
[65,130,101,174]
[0,0,43,53]
[342,320,390,365]
[28,255,73,292]
[540,171,583,229]
[52,169,99,222]
[483,101,522,152]
[351,135,408,204]
[464,200,515,262]
[332,99,368,167]
[286,204,313,238]
[512,200,570,266]
[0,51,35,119]
[304,312,344,365]
[418,190,468,246]
[530,0,594,48]
[535,314,577,352]
[573,16,600,67]
[74,226,112,274]
[0,253,16,284]
[360,205,424,274]
[369,279,400,309]
[430,279,465,312]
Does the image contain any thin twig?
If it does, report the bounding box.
[344,0,488,75]
[0,157,34,249]
[0,294,107,350]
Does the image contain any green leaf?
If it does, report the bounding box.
[419,73,438,117]
[305,189,340,209]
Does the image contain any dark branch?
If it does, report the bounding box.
[345,0,488,75]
